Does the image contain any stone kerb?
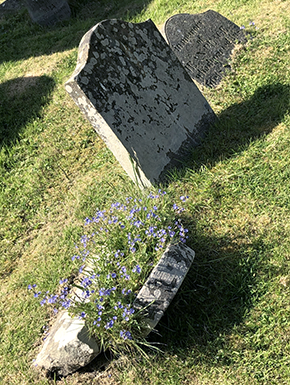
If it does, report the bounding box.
[34,243,195,376]
[65,19,216,188]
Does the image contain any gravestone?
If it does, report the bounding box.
[165,10,247,88]
[134,242,195,333]
[65,19,216,188]
[0,0,25,18]
[34,243,194,376]
[24,0,71,26]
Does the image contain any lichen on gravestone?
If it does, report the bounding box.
[65,19,216,188]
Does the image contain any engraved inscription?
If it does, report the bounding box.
[165,10,247,87]
[133,243,195,332]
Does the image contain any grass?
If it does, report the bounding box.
[0,0,290,384]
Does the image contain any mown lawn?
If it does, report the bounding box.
[1,0,290,384]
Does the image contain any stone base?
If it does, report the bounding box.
[34,243,195,376]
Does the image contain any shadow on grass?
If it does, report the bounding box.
[0,75,55,149]
[152,82,290,361]
[79,234,272,376]
[0,0,153,64]
[186,82,290,170]
[154,233,271,360]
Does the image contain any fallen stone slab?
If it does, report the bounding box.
[65,19,216,188]
[134,242,195,333]
[34,243,194,376]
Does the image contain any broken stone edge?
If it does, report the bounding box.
[33,242,195,377]
[33,311,100,377]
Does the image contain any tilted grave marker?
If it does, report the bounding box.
[165,10,247,88]
[134,242,195,332]
[65,19,216,188]
[34,243,195,376]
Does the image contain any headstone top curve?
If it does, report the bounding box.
[165,10,247,87]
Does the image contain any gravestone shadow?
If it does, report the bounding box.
[153,232,271,358]
[0,0,153,64]
[0,75,55,148]
[186,82,290,171]
[150,82,290,358]
[159,82,290,186]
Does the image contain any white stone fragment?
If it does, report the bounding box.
[34,311,100,377]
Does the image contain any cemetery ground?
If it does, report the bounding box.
[1,0,290,383]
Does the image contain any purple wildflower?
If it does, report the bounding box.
[132,265,141,274]
[120,330,132,340]
[105,320,114,329]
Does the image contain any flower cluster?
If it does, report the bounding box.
[240,21,258,31]
[28,190,189,351]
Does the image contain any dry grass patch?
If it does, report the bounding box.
[254,0,290,33]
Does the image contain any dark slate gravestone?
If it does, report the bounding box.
[65,19,216,188]
[0,0,25,18]
[165,10,247,88]
[24,0,71,26]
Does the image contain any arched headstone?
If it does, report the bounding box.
[165,10,247,87]
[65,19,216,187]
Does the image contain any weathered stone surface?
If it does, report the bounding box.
[65,19,216,188]
[34,243,194,375]
[0,0,24,18]
[165,10,247,87]
[24,0,71,26]
[34,310,100,377]
[134,242,195,332]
